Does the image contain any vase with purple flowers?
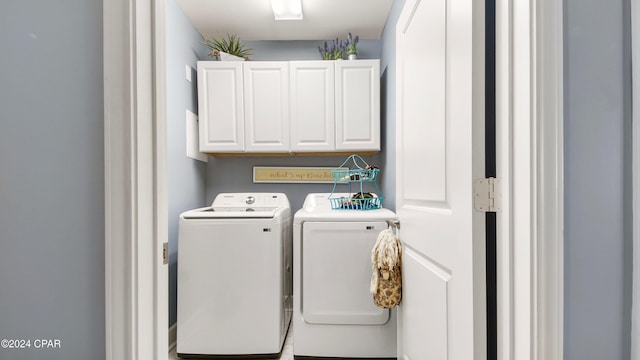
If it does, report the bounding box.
[346,32,359,60]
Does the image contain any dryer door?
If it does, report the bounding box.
[301,221,390,325]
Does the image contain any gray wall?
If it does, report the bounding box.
[0,0,105,359]
[378,0,406,212]
[563,0,633,359]
[205,154,383,211]
[166,0,210,327]
[205,40,385,211]
[245,40,381,61]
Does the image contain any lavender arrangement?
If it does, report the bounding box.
[318,41,332,60]
[346,32,359,55]
[332,38,346,59]
[317,34,359,60]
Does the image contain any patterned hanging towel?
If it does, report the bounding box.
[370,227,402,308]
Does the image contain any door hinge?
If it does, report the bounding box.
[162,242,169,265]
[474,177,501,213]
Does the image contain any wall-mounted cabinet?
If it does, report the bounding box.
[244,62,290,152]
[197,62,245,152]
[335,61,380,151]
[290,61,335,152]
[197,59,380,155]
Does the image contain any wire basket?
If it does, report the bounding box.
[329,154,384,210]
[332,168,379,183]
[329,194,384,210]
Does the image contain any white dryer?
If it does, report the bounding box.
[293,193,397,359]
[177,193,292,359]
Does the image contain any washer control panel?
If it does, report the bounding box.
[211,193,289,212]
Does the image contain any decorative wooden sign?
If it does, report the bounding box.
[253,166,345,183]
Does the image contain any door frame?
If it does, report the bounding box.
[632,0,640,358]
[490,0,565,358]
[102,0,563,359]
[104,0,168,359]
[497,0,564,359]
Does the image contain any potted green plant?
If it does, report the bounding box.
[346,33,359,60]
[201,33,253,61]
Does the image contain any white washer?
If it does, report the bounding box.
[177,193,292,359]
[293,193,397,359]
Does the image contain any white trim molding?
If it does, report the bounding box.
[496,0,563,359]
[632,0,640,358]
[534,0,564,358]
[104,0,168,358]
[495,2,514,359]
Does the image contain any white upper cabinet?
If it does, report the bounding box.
[197,60,380,154]
[289,61,336,152]
[197,61,245,152]
[335,60,380,151]
[243,62,290,152]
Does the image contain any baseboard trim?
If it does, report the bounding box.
[169,323,177,351]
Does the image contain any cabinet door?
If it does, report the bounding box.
[197,61,244,152]
[244,62,289,152]
[335,60,380,151]
[290,61,335,152]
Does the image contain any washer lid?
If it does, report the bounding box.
[294,193,396,222]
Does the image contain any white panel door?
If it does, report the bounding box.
[396,0,486,359]
[197,61,244,152]
[290,61,335,152]
[335,60,380,151]
[244,62,290,152]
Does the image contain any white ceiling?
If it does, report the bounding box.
[175,0,395,41]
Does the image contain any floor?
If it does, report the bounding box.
[169,324,294,360]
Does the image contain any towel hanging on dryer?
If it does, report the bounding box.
[370,225,402,308]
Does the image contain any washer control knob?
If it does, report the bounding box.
[246,196,255,205]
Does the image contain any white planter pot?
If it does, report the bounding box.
[219,51,245,61]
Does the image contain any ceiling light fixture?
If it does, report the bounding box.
[270,0,303,20]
